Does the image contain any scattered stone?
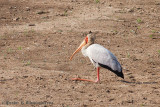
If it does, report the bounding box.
[23,76,28,78]
[13,17,20,21]
[37,11,49,14]
[109,98,114,102]
[26,7,30,11]
[131,55,138,61]
[106,90,110,93]
[143,97,147,100]
[128,8,134,12]
[155,3,160,5]
[9,6,16,9]
[28,24,35,26]
[128,90,133,93]
[129,75,134,79]
[41,16,49,19]
[71,0,77,2]
[83,104,88,107]
[127,100,134,103]
[0,17,6,19]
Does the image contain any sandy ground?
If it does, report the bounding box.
[0,0,160,107]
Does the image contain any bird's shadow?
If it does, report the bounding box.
[119,80,158,85]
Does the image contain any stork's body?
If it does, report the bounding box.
[70,32,124,82]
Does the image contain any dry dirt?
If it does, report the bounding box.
[0,0,160,107]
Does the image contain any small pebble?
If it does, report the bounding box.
[28,24,35,26]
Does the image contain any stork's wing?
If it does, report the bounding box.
[86,44,122,73]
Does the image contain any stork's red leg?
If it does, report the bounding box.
[72,67,100,83]
[96,67,100,82]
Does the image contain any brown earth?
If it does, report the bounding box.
[0,0,160,107]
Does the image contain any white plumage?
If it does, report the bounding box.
[70,32,124,82]
[83,44,122,72]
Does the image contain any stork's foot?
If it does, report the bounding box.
[72,67,100,83]
[71,78,99,83]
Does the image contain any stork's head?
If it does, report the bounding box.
[69,31,96,60]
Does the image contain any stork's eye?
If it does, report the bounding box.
[85,36,88,43]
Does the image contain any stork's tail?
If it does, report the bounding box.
[116,71,124,79]
[98,63,124,79]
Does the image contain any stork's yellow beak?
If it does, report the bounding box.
[69,40,86,60]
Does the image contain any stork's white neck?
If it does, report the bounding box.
[81,46,88,57]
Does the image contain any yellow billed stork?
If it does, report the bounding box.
[70,32,124,82]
